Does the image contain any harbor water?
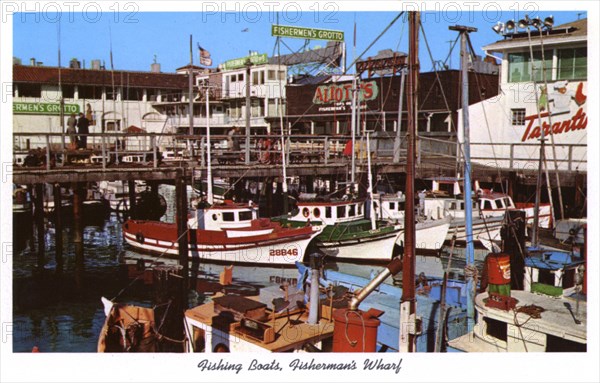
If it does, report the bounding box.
[12,206,482,353]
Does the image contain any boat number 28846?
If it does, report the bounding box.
[269,248,299,257]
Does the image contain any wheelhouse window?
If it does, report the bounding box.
[337,206,346,218]
[239,211,253,221]
[325,206,332,218]
[511,108,526,126]
[558,47,587,80]
[222,212,235,222]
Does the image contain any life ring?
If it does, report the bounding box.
[302,207,310,218]
[135,232,145,244]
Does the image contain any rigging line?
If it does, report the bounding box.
[442,36,460,69]
[419,20,461,176]
[343,12,405,76]
[464,42,505,195]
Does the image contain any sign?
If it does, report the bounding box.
[313,81,378,105]
[13,102,80,115]
[272,25,344,42]
[520,82,587,142]
[222,53,268,70]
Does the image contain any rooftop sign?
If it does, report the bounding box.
[271,25,344,42]
[222,53,268,70]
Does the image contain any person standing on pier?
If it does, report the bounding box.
[77,112,90,149]
[66,113,77,149]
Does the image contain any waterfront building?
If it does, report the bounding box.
[467,18,587,172]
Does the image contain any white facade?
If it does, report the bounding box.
[464,20,587,172]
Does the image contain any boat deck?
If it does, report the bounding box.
[449,290,586,352]
[185,300,335,352]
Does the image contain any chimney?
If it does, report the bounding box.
[151,62,161,73]
[30,57,36,66]
[91,59,101,70]
[69,58,81,69]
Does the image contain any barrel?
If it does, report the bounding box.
[332,308,380,352]
[487,253,511,285]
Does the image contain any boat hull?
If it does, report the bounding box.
[123,220,321,266]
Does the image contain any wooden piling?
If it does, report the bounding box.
[128,180,137,218]
[153,264,185,351]
[72,183,84,244]
[33,183,45,268]
[175,170,189,294]
[53,183,63,272]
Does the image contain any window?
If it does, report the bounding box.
[237,73,244,82]
[278,70,286,81]
[508,51,552,83]
[325,206,332,218]
[348,204,356,217]
[558,47,587,80]
[239,211,252,221]
[482,200,493,210]
[222,212,235,222]
[230,74,237,83]
[18,83,41,97]
[268,70,276,81]
[511,108,526,126]
[61,84,75,98]
[123,87,144,101]
[337,205,346,218]
[252,70,264,85]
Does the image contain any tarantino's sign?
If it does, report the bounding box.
[313,81,378,105]
[13,102,80,115]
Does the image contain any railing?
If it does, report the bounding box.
[12,131,586,173]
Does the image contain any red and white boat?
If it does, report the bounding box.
[123,200,322,266]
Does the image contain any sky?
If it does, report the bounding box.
[8,4,589,74]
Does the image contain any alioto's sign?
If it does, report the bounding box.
[313,81,378,105]
[13,102,80,115]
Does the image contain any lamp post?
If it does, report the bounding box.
[492,15,558,247]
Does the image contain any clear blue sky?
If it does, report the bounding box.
[10,6,588,74]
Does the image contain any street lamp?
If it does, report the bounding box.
[492,14,559,246]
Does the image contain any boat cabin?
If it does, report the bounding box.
[372,193,406,221]
[190,200,259,230]
[288,199,365,225]
[477,190,515,217]
[524,247,585,297]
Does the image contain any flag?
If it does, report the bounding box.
[198,44,212,66]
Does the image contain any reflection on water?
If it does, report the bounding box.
[12,212,480,352]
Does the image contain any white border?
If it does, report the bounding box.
[1,1,598,382]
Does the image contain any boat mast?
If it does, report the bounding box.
[450,24,477,332]
[399,11,418,353]
[366,131,376,230]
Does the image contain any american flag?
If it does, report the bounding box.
[198,44,212,66]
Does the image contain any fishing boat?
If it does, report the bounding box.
[123,200,322,266]
[274,196,450,262]
[448,246,586,352]
[419,190,504,250]
[97,297,160,352]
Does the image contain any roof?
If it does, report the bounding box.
[484,18,587,52]
[13,65,189,88]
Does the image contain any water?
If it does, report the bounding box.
[12,212,480,352]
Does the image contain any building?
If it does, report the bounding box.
[467,18,587,172]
